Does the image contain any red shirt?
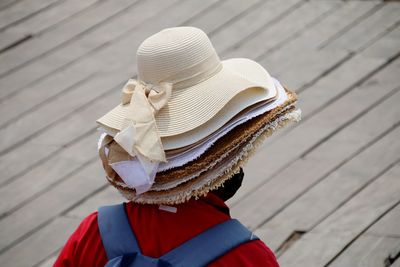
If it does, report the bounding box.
[54,193,279,266]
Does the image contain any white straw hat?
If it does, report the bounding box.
[97,27,277,144]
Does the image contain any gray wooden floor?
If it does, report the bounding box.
[0,0,399,266]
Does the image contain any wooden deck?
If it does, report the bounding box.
[0,0,399,266]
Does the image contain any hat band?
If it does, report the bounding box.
[159,52,223,90]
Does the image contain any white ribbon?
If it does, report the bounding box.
[112,79,171,194]
[114,79,171,162]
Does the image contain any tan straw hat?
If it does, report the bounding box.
[97,27,277,143]
[96,26,301,204]
[99,89,299,204]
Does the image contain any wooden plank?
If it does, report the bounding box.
[0,71,130,155]
[329,236,400,267]
[367,204,400,238]
[0,160,105,253]
[184,0,259,34]
[0,0,99,52]
[260,25,400,147]
[270,5,400,87]
[321,2,400,52]
[0,70,98,127]
[229,25,400,205]
[0,29,32,54]
[0,216,80,267]
[330,204,400,267]
[221,0,340,59]
[0,0,20,11]
[262,0,380,74]
[0,0,142,96]
[230,57,400,224]
[36,255,58,267]
[0,132,97,216]
[254,122,400,251]
[211,0,302,53]
[285,32,399,119]
[278,163,400,266]
[0,0,61,31]
[276,11,400,93]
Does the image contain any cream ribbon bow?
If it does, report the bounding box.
[114,79,172,165]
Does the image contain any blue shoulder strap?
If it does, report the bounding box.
[98,204,258,267]
[98,203,141,259]
[161,219,259,267]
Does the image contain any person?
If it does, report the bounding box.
[55,26,300,266]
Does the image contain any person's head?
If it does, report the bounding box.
[212,168,244,201]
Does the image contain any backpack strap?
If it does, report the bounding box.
[160,219,259,267]
[98,203,141,260]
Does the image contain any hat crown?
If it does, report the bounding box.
[136,27,221,86]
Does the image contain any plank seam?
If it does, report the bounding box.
[317,2,385,50]
[277,49,400,150]
[0,124,98,188]
[357,19,400,52]
[365,232,400,239]
[33,0,109,37]
[0,0,65,32]
[220,0,307,57]
[0,72,97,130]
[324,198,400,267]
[0,77,124,157]
[312,157,400,237]
[255,1,343,62]
[300,85,400,158]
[0,0,23,12]
[0,34,33,54]
[0,0,182,104]
[0,156,97,220]
[297,12,400,96]
[0,179,108,255]
[207,0,265,38]
[178,0,225,26]
[0,0,108,56]
[253,120,400,229]
[0,180,109,256]
[0,0,144,80]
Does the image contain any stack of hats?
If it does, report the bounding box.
[96,27,301,205]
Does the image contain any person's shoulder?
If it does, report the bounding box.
[211,239,280,267]
[54,210,107,267]
[73,211,99,237]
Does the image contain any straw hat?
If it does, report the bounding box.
[96,26,301,204]
[97,27,277,143]
[99,90,300,204]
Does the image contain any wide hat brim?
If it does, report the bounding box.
[96,58,277,143]
[102,89,300,204]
